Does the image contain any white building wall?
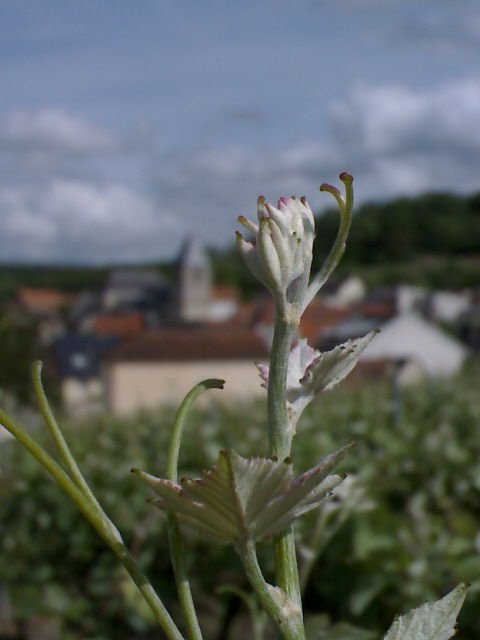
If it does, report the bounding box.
[396,285,426,314]
[429,291,471,323]
[331,276,366,306]
[106,360,264,416]
[62,378,105,416]
[361,312,467,377]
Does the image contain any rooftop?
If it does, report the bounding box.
[106,269,165,289]
[107,325,270,363]
[93,312,145,337]
[18,287,74,313]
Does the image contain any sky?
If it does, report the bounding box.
[1,0,480,264]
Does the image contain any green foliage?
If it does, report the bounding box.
[0,412,176,638]
[2,191,480,299]
[0,263,173,303]
[294,368,480,639]
[0,266,109,302]
[314,192,480,266]
[313,192,480,288]
[1,365,480,638]
[213,190,480,292]
[0,314,39,404]
[210,247,259,299]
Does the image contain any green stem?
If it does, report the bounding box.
[267,318,303,615]
[267,319,295,460]
[166,379,224,640]
[32,361,103,511]
[239,540,305,640]
[0,409,186,640]
[274,530,301,607]
[167,379,224,481]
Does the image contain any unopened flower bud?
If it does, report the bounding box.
[237,195,315,322]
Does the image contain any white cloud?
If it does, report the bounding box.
[0,109,120,155]
[151,143,344,245]
[3,79,480,264]
[328,79,480,198]
[332,80,480,155]
[148,78,480,246]
[0,179,183,263]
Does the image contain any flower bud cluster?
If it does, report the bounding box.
[236,195,315,323]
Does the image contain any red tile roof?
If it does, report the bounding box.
[211,285,239,301]
[94,313,146,338]
[211,295,352,344]
[352,301,396,320]
[300,299,352,342]
[213,301,256,327]
[107,326,270,362]
[18,287,74,313]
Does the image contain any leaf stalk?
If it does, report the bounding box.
[166,379,224,640]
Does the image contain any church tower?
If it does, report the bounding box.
[176,237,212,323]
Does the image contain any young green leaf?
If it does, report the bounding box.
[383,583,468,640]
[257,332,377,427]
[133,446,351,545]
[296,331,378,394]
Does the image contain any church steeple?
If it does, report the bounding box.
[176,236,212,322]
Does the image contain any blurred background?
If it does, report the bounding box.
[0,1,480,638]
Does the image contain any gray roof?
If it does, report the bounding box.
[321,317,378,342]
[106,269,165,289]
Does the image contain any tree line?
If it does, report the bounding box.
[1,191,480,299]
[214,190,480,291]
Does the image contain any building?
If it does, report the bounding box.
[427,290,471,323]
[175,237,212,322]
[52,334,119,415]
[207,285,239,322]
[324,276,367,306]
[17,287,74,317]
[104,325,269,416]
[93,312,146,338]
[102,269,168,311]
[359,312,467,378]
[458,303,480,350]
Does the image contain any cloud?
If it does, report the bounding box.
[328,79,480,198]
[4,78,480,264]
[151,143,344,243]
[148,77,480,248]
[0,109,120,156]
[0,179,184,264]
[332,81,480,155]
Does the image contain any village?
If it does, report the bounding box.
[3,2,480,639]
[4,236,478,419]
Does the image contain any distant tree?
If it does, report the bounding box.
[0,313,39,404]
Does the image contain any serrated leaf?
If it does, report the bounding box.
[134,446,351,544]
[297,331,378,394]
[383,583,468,640]
[257,333,377,425]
